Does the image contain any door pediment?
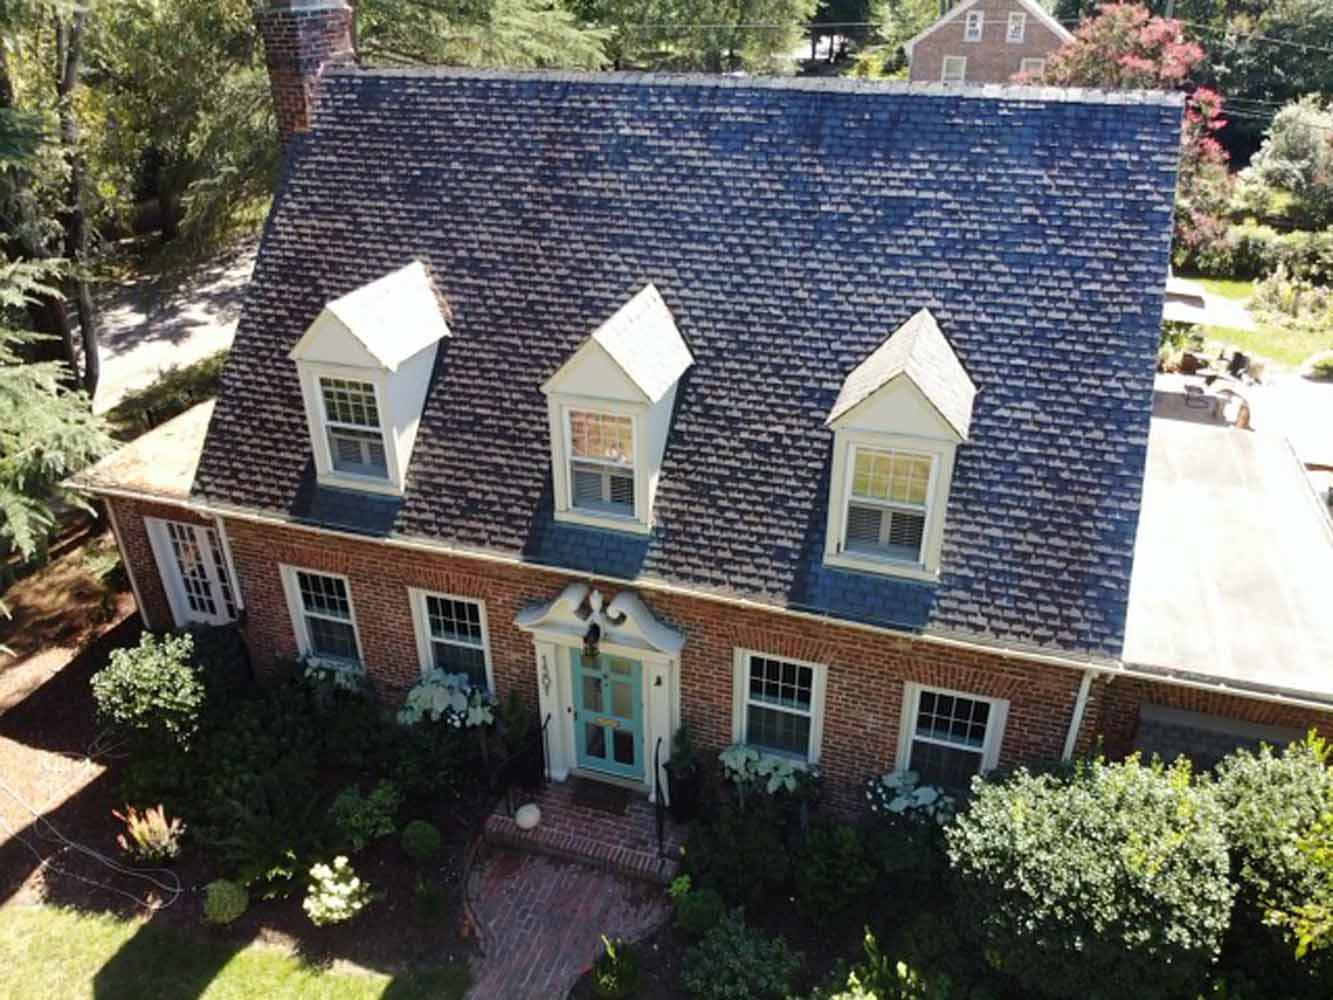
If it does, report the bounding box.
[515,583,684,658]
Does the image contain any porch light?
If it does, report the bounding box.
[583,622,602,660]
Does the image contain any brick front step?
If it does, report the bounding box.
[482,782,686,884]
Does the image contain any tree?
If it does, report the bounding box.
[1024,3,1233,260]
[1268,812,1333,961]
[1248,96,1333,228]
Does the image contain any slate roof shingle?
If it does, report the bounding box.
[192,69,1183,660]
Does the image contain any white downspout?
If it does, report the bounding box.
[1062,669,1094,761]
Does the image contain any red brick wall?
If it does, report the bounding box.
[106,496,215,632]
[909,0,1067,84]
[256,1,355,143]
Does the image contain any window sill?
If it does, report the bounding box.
[315,470,404,497]
[824,551,940,583]
[555,507,652,536]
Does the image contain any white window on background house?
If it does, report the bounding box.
[568,409,637,517]
[320,376,388,479]
[1019,57,1046,75]
[409,589,492,691]
[1007,11,1027,42]
[281,566,363,667]
[964,10,984,41]
[844,447,934,563]
[941,56,967,84]
[732,650,827,763]
[899,683,1008,788]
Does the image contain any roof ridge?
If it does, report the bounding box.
[322,65,1184,108]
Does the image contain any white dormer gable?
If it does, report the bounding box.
[289,261,450,496]
[542,284,693,534]
[824,309,975,582]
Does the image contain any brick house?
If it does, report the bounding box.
[905,0,1073,85]
[74,0,1333,817]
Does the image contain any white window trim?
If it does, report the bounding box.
[297,361,404,497]
[896,682,1008,778]
[548,394,651,535]
[1020,57,1046,74]
[408,587,494,692]
[144,517,238,628]
[730,648,828,766]
[941,56,967,83]
[823,430,956,582]
[963,10,983,41]
[1007,11,1026,43]
[279,564,366,670]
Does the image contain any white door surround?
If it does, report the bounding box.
[515,583,685,801]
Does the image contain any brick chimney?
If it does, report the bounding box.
[256,0,356,144]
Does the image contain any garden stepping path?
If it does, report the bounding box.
[467,846,669,998]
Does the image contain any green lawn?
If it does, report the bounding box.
[0,904,471,1000]
[1181,275,1333,368]
[1197,277,1255,302]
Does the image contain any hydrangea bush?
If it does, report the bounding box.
[397,670,495,728]
[865,770,956,825]
[719,743,820,797]
[302,856,374,926]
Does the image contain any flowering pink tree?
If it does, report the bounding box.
[1018,3,1232,259]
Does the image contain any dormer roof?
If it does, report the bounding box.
[289,260,450,372]
[543,284,692,404]
[828,309,976,440]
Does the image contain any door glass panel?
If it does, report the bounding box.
[611,678,633,718]
[608,657,631,676]
[613,729,635,766]
[584,723,606,760]
[582,674,603,710]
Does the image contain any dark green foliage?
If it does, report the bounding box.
[328,780,402,853]
[592,935,640,999]
[91,632,206,748]
[684,799,789,907]
[401,820,443,865]
[184,623,250,700]
[315,692,392,772]
[814,929,956,1000]
[674,887,725,937]
[1193,223,1333,282]
[414,874,448,920]
[946,756,1234,1000]
[202,879,248,926]
[681,910,801,1000]
[793,823,875,920]
[106,350,228,435]
[385,720,470,800]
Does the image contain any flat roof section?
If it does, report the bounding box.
[1123,397,1333,703]
[70,400,214,502]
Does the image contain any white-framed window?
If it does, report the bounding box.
[843,446,934,564]
[280,566,363,667]
[144,518,238,627]
[941,56,967,84]
[964,10,983,41]
[1019,56,1046,75]
[898,683,1008,788]
[409,589,492,691]
[731,650,827,763]
[319,376,389,480]
[567,408,637,518]
[1006,11,1026,42]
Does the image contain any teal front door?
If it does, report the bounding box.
[572,651,643,779]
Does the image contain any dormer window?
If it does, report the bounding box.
[320,377,388,479]
[824,309,975,582]
[1007,12,1026,42]
[543,284,692,534]
[289,261,450,496]
[964,10,983,41]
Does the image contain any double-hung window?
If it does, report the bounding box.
[410,589,492,691]
[320,377,388,479]
[1006,11,1026,42]
[844,447,933,564]
[900,684,1007,788]
[941,56,967,84]
[964,10,983,41]
[568,410,636,517]
[1019,56,1046,75]
[283,567,362,666]
[733,651,826,763]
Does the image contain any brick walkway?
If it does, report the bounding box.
[467,847,670,999]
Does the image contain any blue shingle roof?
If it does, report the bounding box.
[193,69,1182,659]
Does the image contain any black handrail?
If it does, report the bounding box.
[654,735,666,858]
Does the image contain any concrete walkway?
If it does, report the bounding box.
[467,847,669,999]
[92,241,257,415]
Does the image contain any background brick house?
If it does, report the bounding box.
[74,0,1333,815]
[905,0,1073,85]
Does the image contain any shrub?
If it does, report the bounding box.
[314,692,391,771]
[202,879,249,926]
[113,804,185,862]
[328,780,402,853]
[684,799,789,907]
[946,756,1234,1000]
[863,771,955,886]
[794,824,875,920]
[397,670,495,728]
[303,856,374,926]
[184,623,250,700]
[1309,353,1333,381]
[681,910,801,1000]
[91,632,206,748]
[414,874,447,919]
[401,820,443,865]
[819,930,954,1000]
[383,718,470,800]
[675,886,725,937]
[1250,96,1333,228]
[106,349,228,433]
[592,935,640,999]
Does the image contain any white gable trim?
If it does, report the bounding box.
[542,337,652,404]
[903,0,1073,57]
[830,373,966,443]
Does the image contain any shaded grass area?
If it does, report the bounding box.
[106,350,228,441]
[0,904,471,1000]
